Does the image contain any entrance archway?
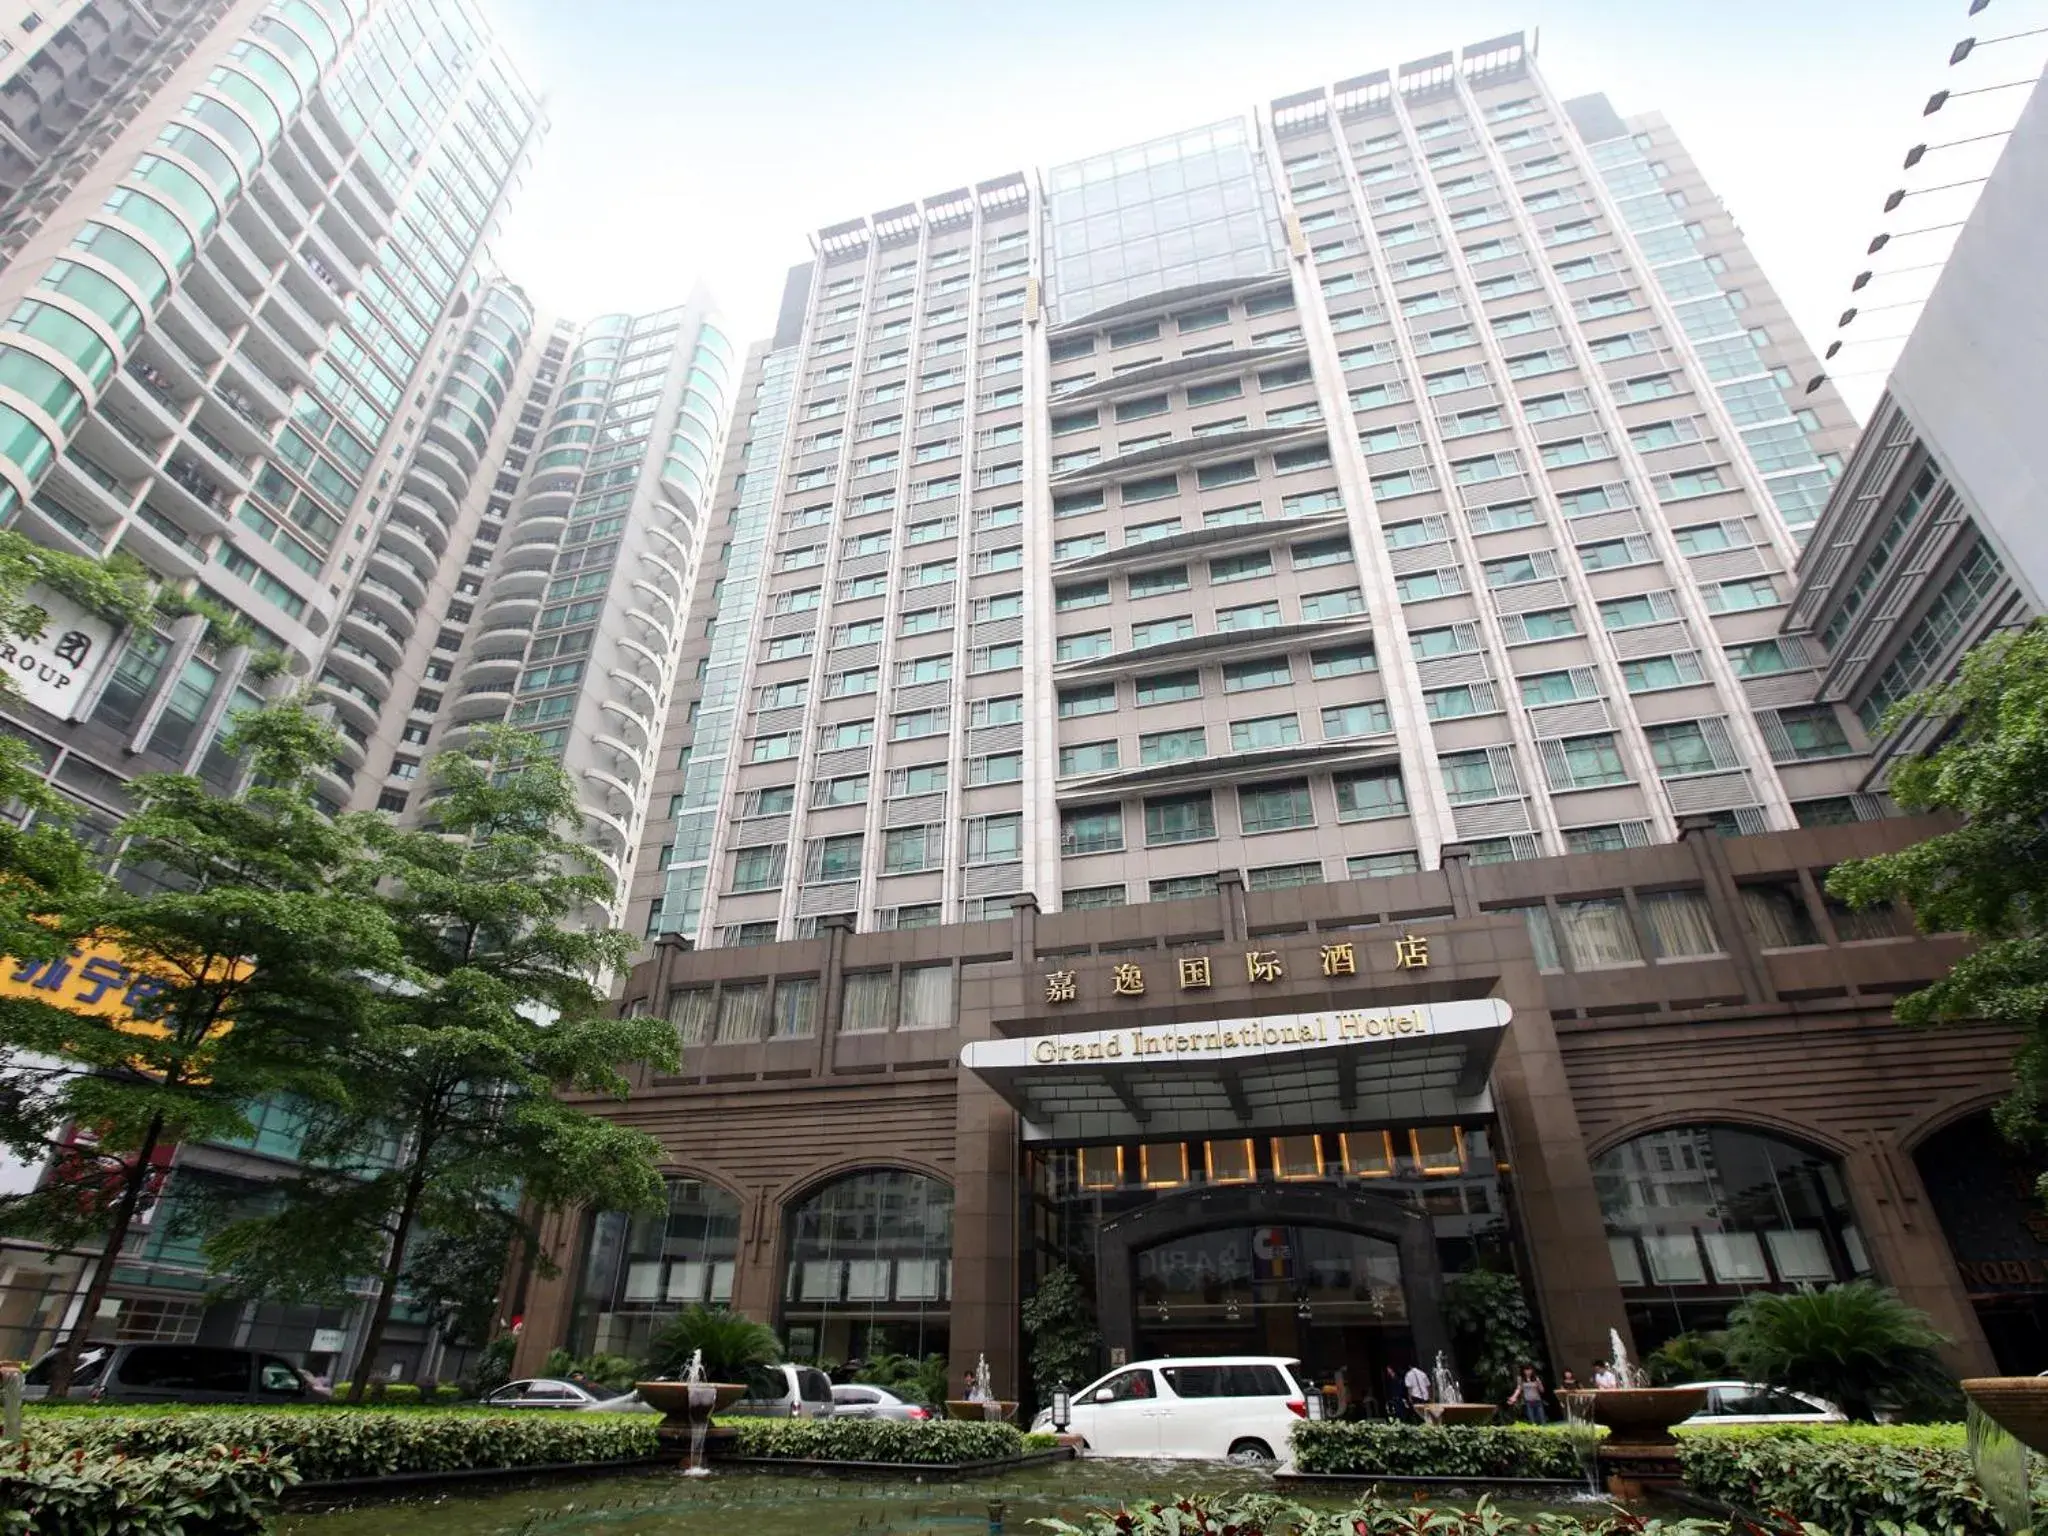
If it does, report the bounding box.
[1097,1182,1449,1400]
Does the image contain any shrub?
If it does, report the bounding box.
[1720,1280,1956,1421]
[1644,1329,1729,1386]
[1037,1492,1723,1536]
[723,1417,1023,1465]
[25,1407,658,1483]
[540,1349,641,1393]
[1441,1269,1541,1403]
[0,1442,295,1536]
[645,1305,781,1383]
[1678,1426,2026,1534]
[1290,1421,1582,1479]
[1021,1265,1101,1408]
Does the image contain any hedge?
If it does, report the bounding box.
[723,1417,1024,1465]
[1289,1422,1584,1479]
[0,1442,294,1536]
[26,1407,659,1483]
[1678,1426,2030,1535]
[1038,1491,1725,1536]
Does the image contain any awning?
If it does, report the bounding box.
[960,998,1511,1143]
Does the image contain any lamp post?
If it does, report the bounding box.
[1051,1387,1071,1433]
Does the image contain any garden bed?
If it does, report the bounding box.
[717,1416,1029,1468]
[1290,1421,1585,1481]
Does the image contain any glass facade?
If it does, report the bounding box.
[780,1169,953,1365]
[572,1178,744,1361]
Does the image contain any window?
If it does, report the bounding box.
[1140,728,1207,765]
[816,775,869,806]
[1059,740,1120,776]
[1065,885,1127,910]
[1058,683,1117,718]
[1301,588,1365,621]
[1552,733,1629,788]
[1239,779,1314,833]
[1056,580,1111,611]
[1209,551,1272,585]
[1187,378,1243,407]
[810,833,863,882]
[750,734,796,763]
[1217,601,1282,632]
[1115,394,1169,422]
[1311,643,1376,678]
[1335,767,1406,821]
[970,695,1022,727]
[1705,577,1780,613]
[1440,749,1505,803]
[1230,715,1300,752]
[1646,721,1719,777]
[1132,616,1194,648]
[1144,792,1215,846]
[1223,658,1290,693]
[1555,898,1642,968]
[824,720,875,749]
[1060,805,1124,855]
[1122,473,1179,505]
[892,709,947,740]
[1641,890,1723,958]
[1622,653,1703,691]
[1129,566,1190,598]
[1425,685,1489,721]
[966,813,1023,865]
[1197,459,1256,491]
[1323,702,1391,739]
[732,846,786,892]
[1773,705,1853,760]
[1057,630,1113,662]
[897,655,952,686]
[1136,670,1201,705]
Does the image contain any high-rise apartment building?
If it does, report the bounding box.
[1783,69,2048,774]
[634,34,1875,950]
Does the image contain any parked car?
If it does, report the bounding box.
[723,1363,836,1419]
[481,1377,613,1409]
[1028,1356,1306,1464]
[1680,1380,1844,1425]
[832,1383,931,1420]
[21,1343,328,1405]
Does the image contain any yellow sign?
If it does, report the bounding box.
[0,935,249,1039]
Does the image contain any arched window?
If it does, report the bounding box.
[781,1168,951,1365]
[1595,1124,1870,1350]
[571,1177,741,1360]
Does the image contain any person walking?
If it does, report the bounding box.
[1403,1359,1432,1422]
[1505,1362,1548,1424]
[1592,1360,1621,1390]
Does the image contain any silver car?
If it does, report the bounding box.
[1681,1380,1844,1425]
[832,1383,932,1421]
[482,1377,610,1409]
[723,1363,836,1419]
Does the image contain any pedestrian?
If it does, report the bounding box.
[1559,1368,1580,1394]
[1381,1364,1403,1420]
[1402,1359,1431,1422]
[1592,1359,1621,1390]
[1505,1362,1548,1424]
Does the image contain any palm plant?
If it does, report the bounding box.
[646,1305,782,1384]
[1721,1281,1954,1421]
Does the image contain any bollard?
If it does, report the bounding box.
[2,1361,22,1445]
[987,1497,1006,1535]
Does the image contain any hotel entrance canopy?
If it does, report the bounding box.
[959,998,1511,1143]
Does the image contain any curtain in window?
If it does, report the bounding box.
[1556,897,1642,967]
[840,972,894,1034]
[1640,889,1722,958]
[1741,884,1815,947]
[1825,894,1905,942]
[898,964,955,1030]
[667,988,713,1046]
[713,983,766,1044]
[771,977,818,1038]
[1501,904,1560,969]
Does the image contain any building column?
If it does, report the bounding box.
[948,1074,1020,1402]
[510,1206,582,1377]
[730,1182,782,1324]
[1845,1133,1997,1377]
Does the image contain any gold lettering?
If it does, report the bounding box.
[1045,970,1078,1004]
[1112,963,1146,997]
[1393,933,1431,970]
[1177,955,1213,990]
[1246,949,1284,983]
[1033,1040,1057,1064]
[1320,942,1357,977]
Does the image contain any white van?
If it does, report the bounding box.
[1029,1356,1306,1464]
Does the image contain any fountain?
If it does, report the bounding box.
[1962,1373,2048,1531]
[945,1354,1018,1423]
[1419,1350,1497,1427]
[635,1349,746,1473]
[1557,1329,1705,1498]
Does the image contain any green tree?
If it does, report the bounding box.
[1020,1265,1101,1405]
[1828,624,2048,1162]
[402,1216,518,1353]
[1643,1329,1729,1386]
[646,1305,781,1383]
[1720,1281,1954,1421]
[0,702,400,1396]
[205,726,676,1402]
[1442,1268,1540,1401]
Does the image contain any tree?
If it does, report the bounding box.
[1442,1268,1540,1401]
[402,1216,519,1354]
[205,726,676,1401]
[1720,1281,1954,1421]
[1643,1328,1729,1386]
[645,1305,781,1383]
[1020,1265,1101,1406]
[1828,624,2048,1162]
[0,702,401,1396]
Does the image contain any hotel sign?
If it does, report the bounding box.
[962,998,1512,1073]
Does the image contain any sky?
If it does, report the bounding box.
[485,0,2045,420]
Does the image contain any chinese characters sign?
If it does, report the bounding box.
[1043,934,1428,1005]
[0,936,248,1036]
[0,586,116,721]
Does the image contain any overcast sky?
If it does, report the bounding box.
[485,0,2044,420]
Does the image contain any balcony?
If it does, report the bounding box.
[349,575,418,634]
[418,420,479,482]
[323,640,394,698]
[338,604,408,667]
[162,453,233,515]
[385,502,447,563]
[53,449,138,523]
[365,547,429,606]
[450,681,514,722]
